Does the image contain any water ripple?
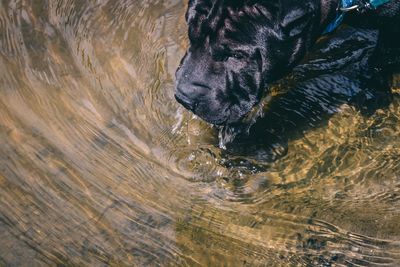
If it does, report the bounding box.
[0,0,399,266]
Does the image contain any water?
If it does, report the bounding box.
[0,1,400,266]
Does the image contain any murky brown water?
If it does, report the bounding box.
[1,1,400,266]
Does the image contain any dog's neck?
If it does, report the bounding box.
[320,0,340,27]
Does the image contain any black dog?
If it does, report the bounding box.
[175,0,400,125]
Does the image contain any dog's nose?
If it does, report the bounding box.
[175,93,197,111]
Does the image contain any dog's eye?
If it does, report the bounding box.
[212,49,246,61]
[230,51,247,60]
[213,53,229,61]
[231,52,244,59]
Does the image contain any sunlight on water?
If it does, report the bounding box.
[0,1,399,266]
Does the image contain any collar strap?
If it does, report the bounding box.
[323,0,392,34]
[368,0,392,9]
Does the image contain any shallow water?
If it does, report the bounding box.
[0,1,400,266]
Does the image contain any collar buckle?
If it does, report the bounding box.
[339,4,360,12]
[339,0,373,13]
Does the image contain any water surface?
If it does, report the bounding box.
[1,1,400,266]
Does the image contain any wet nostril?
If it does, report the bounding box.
[175,93,197,111]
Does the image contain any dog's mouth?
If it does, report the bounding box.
[174,93,198,112]
[175,94,264,126]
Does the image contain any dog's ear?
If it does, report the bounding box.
[185,0,201,22]
[280,7,315,38]
[185,0,213,41]
[185,0,214,22]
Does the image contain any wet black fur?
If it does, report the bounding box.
[175,0,400,125]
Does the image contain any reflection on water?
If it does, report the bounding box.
[0,1,399,266]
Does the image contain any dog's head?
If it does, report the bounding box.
[175,0,323,125]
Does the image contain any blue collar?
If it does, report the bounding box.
[323,0,392,34]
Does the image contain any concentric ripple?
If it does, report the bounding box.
[0,1,399,266]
